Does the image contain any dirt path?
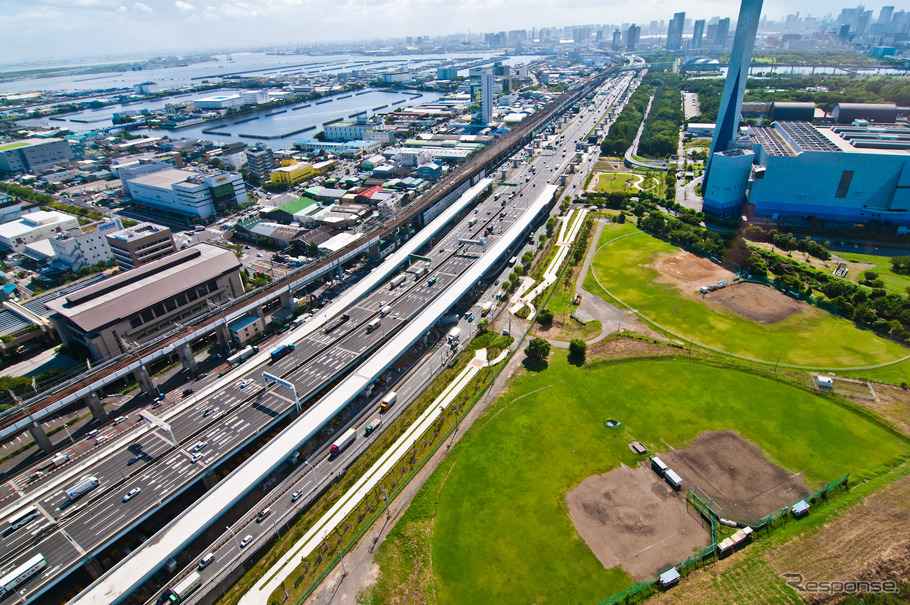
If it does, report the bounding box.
[304,347,530,604]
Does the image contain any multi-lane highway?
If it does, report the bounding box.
[0,70,640,605]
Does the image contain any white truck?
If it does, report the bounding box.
[366,318,381,333]
[389,274,406,290]
[447,327,461,347]
[329,428,357,457]
[380,391,397,412]
[65,476,99,501]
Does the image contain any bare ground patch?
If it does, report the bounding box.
[846,382,910,437]
[654,251,735,292]
[661,431,811,525]
[587,336,682,362]
[566,463,711,581]
[704,282,806,324]
[768,473,910,603]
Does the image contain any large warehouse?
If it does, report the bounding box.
[703,121,910,231]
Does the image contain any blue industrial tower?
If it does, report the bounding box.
[702,0,763,194]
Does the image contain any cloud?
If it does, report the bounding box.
[133,1,152,12]
[175,0,194,11]
[116,5,127,11]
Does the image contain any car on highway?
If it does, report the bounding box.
[199,553,215,570]
[182,388,195,397]
[122,487,141,502]
[85,429,99,439]
[392,312,399,319]
[191,441,207,453]
[202,407,216,417]
[95,435,110,445]
[195,372,208,380]
[112,416,128,425]
[237,378,253,389]
[191,453,205,463]
[291,491,301,502]
[240,534,253,548]
[127,455,142,466]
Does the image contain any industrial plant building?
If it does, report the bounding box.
[120,164,246,221]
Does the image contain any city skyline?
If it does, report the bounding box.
[0,0,902,65]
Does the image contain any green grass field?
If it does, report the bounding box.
[597,172,640,192]
[835,250,910,296]
[424,355,907,605]
[584,224,910,369]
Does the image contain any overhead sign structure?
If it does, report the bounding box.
[262,372,300,414]
[138,410,177,447]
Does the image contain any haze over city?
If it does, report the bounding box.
[0,0,899,64]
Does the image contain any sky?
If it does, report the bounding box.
[0,0,896,66]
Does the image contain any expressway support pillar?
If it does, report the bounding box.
[215,322,231,350]
[367,242,382,261]
[83,557,105,580]
[83,392,109,422]
[176,343,198,373]
[254,304,265,320]
[27,421,53,453]
[132,366,158,398]
[278,289,295,313]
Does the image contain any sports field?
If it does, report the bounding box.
[418,355,907,605]
[584,223,910,369]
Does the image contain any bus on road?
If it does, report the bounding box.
[6,505,38,531]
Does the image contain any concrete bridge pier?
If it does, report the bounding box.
[132,365,158,398]
[176,343,198,374]
[83,392,109,422]
[27,422,53,453]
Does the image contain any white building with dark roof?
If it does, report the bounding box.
[45,244,243,360]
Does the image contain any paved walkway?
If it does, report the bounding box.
[545,218,661,350]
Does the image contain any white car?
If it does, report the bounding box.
[191,453,205,463]
[95,435,110,445]
[240,534,253,548]
[237,379,253,389]
[191,441,207,453]
[122,487,141,502]
[112,416,128,425]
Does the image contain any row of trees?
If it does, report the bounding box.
[741,226,831,260]
[600,80,652,156]
[638,74,684,159]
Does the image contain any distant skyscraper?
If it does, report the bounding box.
[714,17,731,47]
[470,69,493,125]
[612,29,622,51]
[667,12,685,50]
[703,0,763,194]
[691,19,705,49]
[626,24,640,50]
[878,6,894,24]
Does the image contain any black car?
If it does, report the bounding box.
[127,455,142,466]
[182,388,195,397]
[195,373,208,380]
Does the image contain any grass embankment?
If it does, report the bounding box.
[366,352,907,605]
[584,223,910,369]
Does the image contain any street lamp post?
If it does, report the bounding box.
[304,460,318,485]
[226,525,241,553]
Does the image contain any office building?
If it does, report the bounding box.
[133,82,160,94]
[626,24,641,51]
[667,12,686,50]
[612,29,622,51]
[703,0,763,196]
[691,19,705,49]
[0,138,73,174]
[49,217,122,270]
[245,144,275,181]
[714,17,731,47]
[0,210,80,253]
[324,120,386,142]
[106,222,177,270]
[46,244,243,360]
[122,165,246,220]
[269,162,316,187]
[470,69,494,125]
[437,67,459,80]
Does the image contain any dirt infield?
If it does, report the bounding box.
[662,431,811,525]
[654,251,735,292]
[704,282,806,324]
[566,463,711,581]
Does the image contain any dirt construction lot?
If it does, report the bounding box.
[655,251,735,292]
[704,282,806,324]
[567,463,711,581]
[662,431,811,525]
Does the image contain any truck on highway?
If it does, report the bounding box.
[227,345,258,366]
[329,428,357,457]
[162,570,202,604]
[41,453,69,470]
[380,391,397,412]
[480,302,492,317]
[389,274,406,290]
[269,343,295,362]
[380,306,392,317]
[447,327,461,347]
[366,318,381,333]
[65,476,99,501]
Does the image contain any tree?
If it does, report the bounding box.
[537,309,554,325]
[615,211,626,224]
[477,318,490,333]
[568,338,587,362]
[525,337,550,360]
